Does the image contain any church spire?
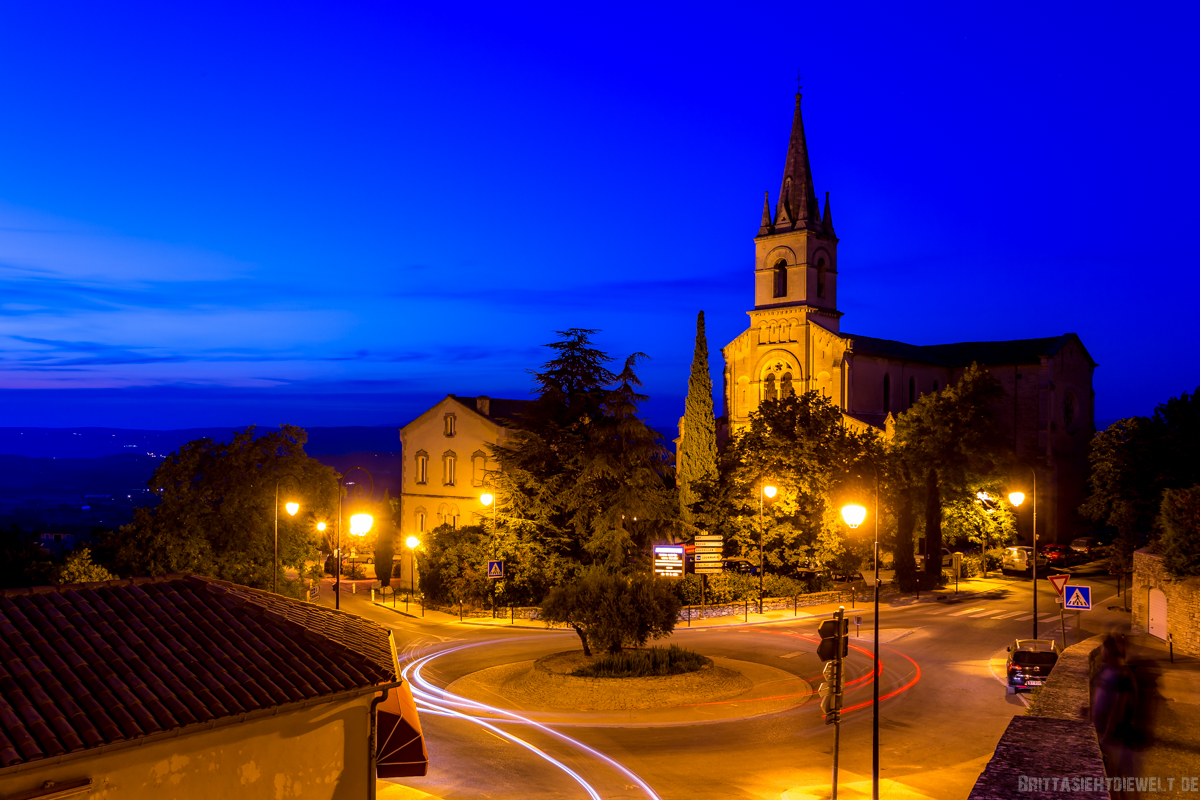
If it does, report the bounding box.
[775,91,820,232]
[822,190,835,236]
[758,191,774,236]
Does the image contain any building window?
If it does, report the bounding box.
[444,414,456,437]
[415,451,428,485]
[437,503,448,527]
[1064,391,1078,432]
[449,505,459,529]
[416,507,427,532]
[443,451,457,486]
[909,376,916,406]
[773,259,787,298]
[816,258,826,299]
[472,451,487,487]
[764,373,777,401]
[781,372,793,397]
[883,374,891,414]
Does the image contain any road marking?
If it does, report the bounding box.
[1039,614,1061,621]
[779,651,805,659]
[991,611,1024,619]
[966,609,996,616]
[922,606,958,614]
[1014,614,1035,621]
[948,607,988,616]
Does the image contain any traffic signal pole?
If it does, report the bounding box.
[818,606,849,800]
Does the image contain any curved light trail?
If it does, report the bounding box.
[401,641,662,800]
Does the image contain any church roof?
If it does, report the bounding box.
[771,92,823,234]
[844,332,1095,368]
[448,395,532,424]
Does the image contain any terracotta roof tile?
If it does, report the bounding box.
[0,575,395,769]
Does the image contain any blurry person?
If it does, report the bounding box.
[1092,634,1139,790]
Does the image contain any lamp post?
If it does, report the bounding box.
[480,491,498,617]
[405,535,420,613]
[273,477,301,595]
[1007,463,1038,639]
[334,466,375,610]
[841,460,881,800]
[758,484,777,614]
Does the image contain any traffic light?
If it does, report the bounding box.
[817,616,849,661]
[819,660,842,717]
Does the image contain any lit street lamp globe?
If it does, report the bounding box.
[480,493,494,507]
[316,522,326,532]
[349,513,374,536]
[763,485,777,499]
[841,504,867,529]
[285,502,299,516]
[1008,492,1026,507]
[406,535,420,550]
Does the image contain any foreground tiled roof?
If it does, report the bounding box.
[0,574,396,769]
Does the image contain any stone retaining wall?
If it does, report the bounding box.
[1132,548,1200,656]
[968,635,1108,799]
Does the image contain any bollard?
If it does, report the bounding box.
[744,598,748,622]
[352,582,356,595]
[1169,633,1175,663]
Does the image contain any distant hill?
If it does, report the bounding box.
[0,426,400,459]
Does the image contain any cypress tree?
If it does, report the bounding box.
[678,311,719,524]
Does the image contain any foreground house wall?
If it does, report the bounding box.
[1,694,373,800]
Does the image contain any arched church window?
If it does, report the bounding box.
[781,372,793,397]
[764,374,777,401]
[773,260,787,298]
[817,258,827,299]
[909,376,916,406]
[883,374,891,414]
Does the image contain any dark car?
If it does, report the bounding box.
[722,557,759,576]
[1039,543,1077,568]
[1006,638,1060,694]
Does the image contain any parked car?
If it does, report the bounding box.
[1005,638,1061,694]
[940,547,954,567]
[722,557,759,576]
[1001,546,1048,575]
[1039,543,1077,568]
[1069,537,1105,559]
[830,570,865,585]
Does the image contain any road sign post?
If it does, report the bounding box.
[1064,585,1091,646]
[818,606,849,800]
[1048,574,1070,647]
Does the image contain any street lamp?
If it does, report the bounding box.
[405,535,420,612]
[273,478,301,595]
[481,491,499,617]
[1007,465,1038,639]
[334,466,375,610]
[758,484,777,614]
[840,459,881,800]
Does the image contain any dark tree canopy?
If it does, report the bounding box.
[540,569,680,656]
[111,425,339,597]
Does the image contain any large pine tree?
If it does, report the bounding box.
[678,311,719,525]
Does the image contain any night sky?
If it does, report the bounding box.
[1,2,1196,433]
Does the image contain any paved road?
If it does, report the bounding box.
[321,568,1129,799]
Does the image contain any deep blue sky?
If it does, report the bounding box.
[0,2,1196,432]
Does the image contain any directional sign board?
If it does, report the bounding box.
[1063,584,1091,611]
[1048,574,1070,598]
[653,545,686,578]
[692,536,724,575]
[488,560,504,579]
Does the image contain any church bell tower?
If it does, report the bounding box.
[753,91,841,331]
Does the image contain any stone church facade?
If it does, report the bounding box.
[721,93,1097,544]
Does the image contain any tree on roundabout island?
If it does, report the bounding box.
[539,568,681,657]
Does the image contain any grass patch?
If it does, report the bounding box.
[571,645,708,678]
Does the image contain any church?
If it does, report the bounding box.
[720,92,1097,544]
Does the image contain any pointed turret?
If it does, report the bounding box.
[775,92,820,231]
[822,191,835,236]
[758,191,774,236]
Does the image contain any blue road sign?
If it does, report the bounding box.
[1064,584,1091,611]
[488,560,504,579]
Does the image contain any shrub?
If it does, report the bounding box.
[572,645,707,678]
[541,568,681,656]
[1160,486,1200,577]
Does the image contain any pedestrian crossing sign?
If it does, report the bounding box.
[1064,585,1091,611]
[488,560,504,579]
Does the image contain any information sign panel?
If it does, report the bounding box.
[653,545,686,578]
